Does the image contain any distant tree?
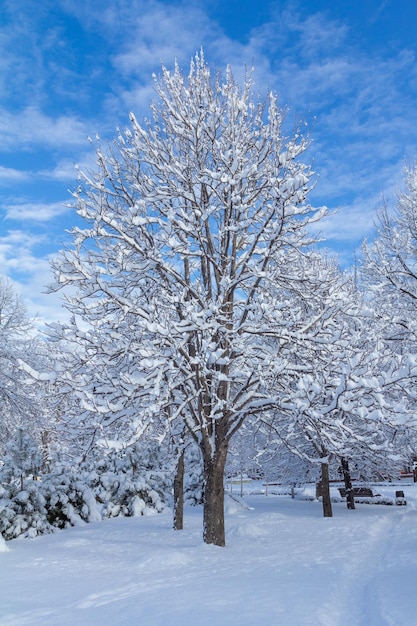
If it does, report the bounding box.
[2,428,42,490]
[226,425,264,496]
[0,278,49,452]
[48,51,327,545]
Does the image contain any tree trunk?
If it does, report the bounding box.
[202,443,228,546]
[321,462,333,518]
[173,449,185,530]
[341,456,355,510]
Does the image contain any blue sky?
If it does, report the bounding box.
[1,0,417,324]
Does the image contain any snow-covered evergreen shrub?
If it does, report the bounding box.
[100,474,166,518]
[0,431,52,539]
[0,440,172,541]
[0,479,53,539]
[41,466,101,529]
[85,443,171,518]
[2,429,43,488]
[0,470,101,539]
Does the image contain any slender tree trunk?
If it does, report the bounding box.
[341,456,355,510]
[321,462,333,518]
[202,443,228,546]
[173,449,185,530]
[41,430,51,473]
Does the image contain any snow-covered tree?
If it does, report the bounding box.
[2,428,42,490]
[259,254,414,516]
[0,278,51,453]
[362,164,417,464]
[226,423,265,485]
[48,52,327,545]
[362,165,417,343]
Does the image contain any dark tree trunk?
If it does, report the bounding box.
[321,462,333,518]
[173,449,185,530]
[341,456,355,510]
[202,443,228,546]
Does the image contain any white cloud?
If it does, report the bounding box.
[0,107,88,151]
[0,228,68,325]
[313,201,378,245]
[4,200,70,222]
[111,7,207,76]
[0,230,48,271]
[41,155,92,183]
[0,165,30,184]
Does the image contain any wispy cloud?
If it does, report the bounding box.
[0,229,48,272]
[0,107,89,151]
[0,227,67,325]
[0,166,30,185]
[111,4,213,75]
[3,200,69,222]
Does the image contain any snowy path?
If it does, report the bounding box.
[316,512,398,625]
[366,507,417,625]
[1,490,417,625]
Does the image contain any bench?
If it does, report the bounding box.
[338,487,380,499]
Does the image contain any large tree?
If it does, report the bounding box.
[49,52,326,545]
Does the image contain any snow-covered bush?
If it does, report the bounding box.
[0,431,52,539]
[84,443,171,518]
[0,479,52,540]
[0,441,172,541]
[2,429,43,488]
[99,474,166,518]
[41,466,101,529]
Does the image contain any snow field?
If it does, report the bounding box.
[1,485,417,626]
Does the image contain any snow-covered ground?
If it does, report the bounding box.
[1,482,417,626]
